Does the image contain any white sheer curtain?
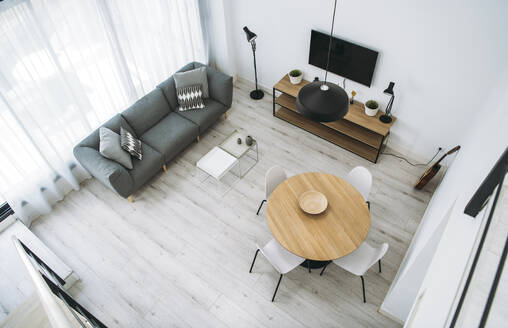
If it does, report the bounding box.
[0,0,206,226]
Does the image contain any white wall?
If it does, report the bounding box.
[221,0,508,159]
[200,0,236,77]
[381,67,508,324]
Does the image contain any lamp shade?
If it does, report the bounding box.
[296,82,349,122]
[243,26,257,43]
[384,82,395,95]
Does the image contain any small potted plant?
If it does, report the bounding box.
[288,69,303,84]
[364,100,379,116]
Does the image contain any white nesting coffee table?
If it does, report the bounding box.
[196,147,238,180]
[197,130,258,181]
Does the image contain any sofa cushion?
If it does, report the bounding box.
[129,143,164,192]
[140,113,199,162]
[157,76,178,110]
[122,88,172,135]
[176,98,226,134]
[175,62,196,73]
[77,114,137,150]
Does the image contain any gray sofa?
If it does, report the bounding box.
[73,62,233,200]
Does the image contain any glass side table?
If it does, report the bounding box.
[219,130,258,178]
[196,130,259,182]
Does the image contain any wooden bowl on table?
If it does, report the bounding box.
[298,190,328,215]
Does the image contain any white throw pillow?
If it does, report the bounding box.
[174,66,209,98]
[99,127,133,169]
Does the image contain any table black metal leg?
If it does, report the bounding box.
[301,259,330,269]
[320,262,330,276]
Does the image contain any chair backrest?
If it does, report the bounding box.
[265,166,287,199]
[345,166,372,201]
[368,242,389,269]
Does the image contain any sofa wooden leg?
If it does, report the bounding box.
[196,136,200,142]
[224,112,228,120]
[127,196,134,203]
[162,164,167,172]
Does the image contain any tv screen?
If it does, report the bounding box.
[309,30,378,87]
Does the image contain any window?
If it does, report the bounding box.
[0,0,205,223]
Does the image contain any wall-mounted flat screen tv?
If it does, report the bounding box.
[308,30,379,87]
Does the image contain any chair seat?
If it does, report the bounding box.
[176,98,226,134]
[140,113,199,163]
[333,242,385,276]
[259,239,305,274]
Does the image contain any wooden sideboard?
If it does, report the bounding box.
[272,75,396,163]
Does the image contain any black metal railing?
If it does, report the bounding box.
[0,202,13,222]
[450,147,508,327]
[14,238,108,328]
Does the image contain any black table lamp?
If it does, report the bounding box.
[380,82,395,123]
[243,26,264,100]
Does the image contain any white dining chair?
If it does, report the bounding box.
[319,241,389,303]
[345,166,372,209]
[249,238,305,302]
[256,166,287,215]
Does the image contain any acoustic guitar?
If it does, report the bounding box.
[415,145,461,189]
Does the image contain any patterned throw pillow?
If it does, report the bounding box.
[176,84,205,111]
[120,127,142,160]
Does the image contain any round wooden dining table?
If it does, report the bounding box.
[266,172,371,268]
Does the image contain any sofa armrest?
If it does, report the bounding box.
[205,66,233,108]
[73,146,133,198]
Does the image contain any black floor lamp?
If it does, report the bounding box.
[243,26,264,100]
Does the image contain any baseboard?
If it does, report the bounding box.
[382,140,433,165]
[378,307,405,325]
[0,215,16,233]
[64,271,80,290]
[236,76,273,97]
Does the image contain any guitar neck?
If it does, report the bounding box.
[433,146,461,167]
[433,154,448,167]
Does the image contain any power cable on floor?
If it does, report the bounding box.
[380,135,441,167]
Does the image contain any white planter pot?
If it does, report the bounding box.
[365,106,379,116]
[288,74,303,85]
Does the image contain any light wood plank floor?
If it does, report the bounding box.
[30,80,437,328]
